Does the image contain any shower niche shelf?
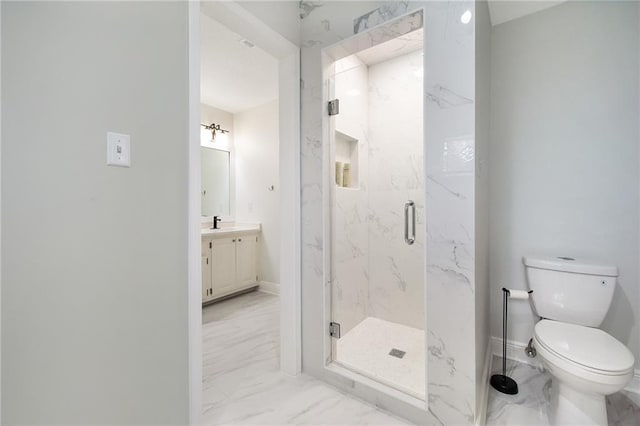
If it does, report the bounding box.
[335,130,359,189]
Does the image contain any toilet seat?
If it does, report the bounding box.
[534,320,634,375]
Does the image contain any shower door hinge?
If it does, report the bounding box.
[328,99,340,116]
[329,322,341,338]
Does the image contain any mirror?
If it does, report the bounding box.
[201,146,230,217]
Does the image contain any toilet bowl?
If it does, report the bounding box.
[533,320,634,425]
[523,256,635,426]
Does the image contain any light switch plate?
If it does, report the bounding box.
[107,132,131,167]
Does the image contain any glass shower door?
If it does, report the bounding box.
[328,24,426,400]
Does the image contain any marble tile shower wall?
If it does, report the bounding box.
[332,50,424,333]
[301,1,477,424]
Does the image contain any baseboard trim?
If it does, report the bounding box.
[490,336,540,368]
[258,281,280,295]
[476,341,493,426]
[490,336,640,395]
[626,369,640,394]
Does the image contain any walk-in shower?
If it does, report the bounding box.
[323,10,426,401]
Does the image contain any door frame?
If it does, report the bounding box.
[187,1,301,423]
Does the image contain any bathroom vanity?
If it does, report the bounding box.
[201,224,260,304]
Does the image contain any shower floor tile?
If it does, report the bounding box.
[335,317,425,400]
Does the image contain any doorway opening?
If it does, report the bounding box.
[187,1,300,423]
[199,8,280,419]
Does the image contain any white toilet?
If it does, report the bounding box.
[523,255,635,426]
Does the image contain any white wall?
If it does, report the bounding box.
[475,0,491,419]
[490,1,640,364]
[234,100,280,285]
[2,2,189,423]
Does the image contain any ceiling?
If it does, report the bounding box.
[356,28,423,66]
[200,13,278,114]
[488,0,567,26]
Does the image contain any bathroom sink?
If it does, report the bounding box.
[201,227,238,235]
[200,224,261,237]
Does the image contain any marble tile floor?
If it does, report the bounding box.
[486,355,640,426]
[336,317,425,400]
[202,290,409,425]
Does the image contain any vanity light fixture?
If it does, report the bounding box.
[200,123,230,141]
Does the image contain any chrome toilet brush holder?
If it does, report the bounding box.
[490,288,520,395]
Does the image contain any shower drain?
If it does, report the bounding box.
[389,348,406,359]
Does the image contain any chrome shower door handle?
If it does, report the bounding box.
[404,200,415,245]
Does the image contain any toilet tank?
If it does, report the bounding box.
[523,256,618,327]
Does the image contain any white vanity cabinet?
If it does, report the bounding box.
[201,227,259,303]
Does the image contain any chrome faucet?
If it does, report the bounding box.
[212,216,222,230]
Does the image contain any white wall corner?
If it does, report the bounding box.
[278,48,302,377]
[625,370,640,395]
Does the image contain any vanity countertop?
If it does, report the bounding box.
[201,223,261,238]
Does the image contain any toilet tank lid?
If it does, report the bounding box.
[523,256,618,277]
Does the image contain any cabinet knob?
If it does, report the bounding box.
[238,238,242,242]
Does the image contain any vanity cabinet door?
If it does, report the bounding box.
[211,237,237,295]
[202,239,213,301]
[236,234,258,287]
[202,255,211,300]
